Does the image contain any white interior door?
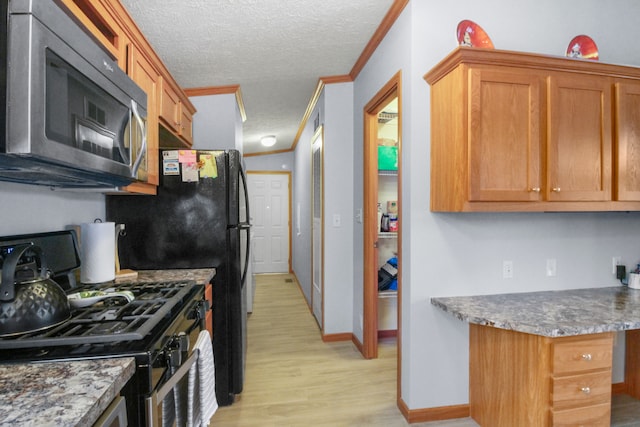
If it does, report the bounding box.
[311,129,323,327]
[247,173,290,274]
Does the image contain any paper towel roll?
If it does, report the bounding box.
[81,222,115,284]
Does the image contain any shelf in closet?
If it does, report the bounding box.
[378,232,397,238]
[378,290,398,297]
[378,170,398,176]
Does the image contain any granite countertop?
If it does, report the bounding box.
[0,357,135,427]
[115,268,215,285]
[431,286,640,337]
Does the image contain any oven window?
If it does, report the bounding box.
[45,48,131,165]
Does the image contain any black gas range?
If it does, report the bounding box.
[0,231,208,426]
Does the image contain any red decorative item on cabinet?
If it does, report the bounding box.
[456,20,494,49]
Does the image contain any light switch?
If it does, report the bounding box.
[356,209,363,224]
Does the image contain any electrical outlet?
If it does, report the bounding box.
[546,259,557,277]
[503,260,513,279]
[613,256,622,275]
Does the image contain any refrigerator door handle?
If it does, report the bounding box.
[240,225,250,288]
[240,166,250,225]
[239,164,251,288]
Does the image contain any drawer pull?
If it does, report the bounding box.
[582,353,592,361]
[580,386,591,395]
[552,187,561,192]
[529,187,540,193]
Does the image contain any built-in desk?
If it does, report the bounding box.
[432,286,640,427]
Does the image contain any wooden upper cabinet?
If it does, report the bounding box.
[425,47,640,212]
[160,77,182,133]
[615,80,640,201]
[180,106,194,143]
[468,68,542,202]
[58,0,124,65]
[159,77,194,147]
[547,73,612,202]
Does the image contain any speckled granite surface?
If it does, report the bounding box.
[431,286,640,337]
[0,357,135,427]
[130,268,215,285]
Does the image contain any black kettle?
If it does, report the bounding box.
[0,244,71,337]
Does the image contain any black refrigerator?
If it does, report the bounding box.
[106,149,250,406]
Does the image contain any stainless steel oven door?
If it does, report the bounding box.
[145,301,204,427]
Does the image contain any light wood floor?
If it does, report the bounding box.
[208,274,640,426]
[209,273,478,426]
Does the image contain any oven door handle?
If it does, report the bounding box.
[145,350,198,426]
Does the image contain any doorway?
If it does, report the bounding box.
[247,171,292,274]
[363,72,401,360]
[311,126,324,328]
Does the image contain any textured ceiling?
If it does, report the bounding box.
[119,0,395,154]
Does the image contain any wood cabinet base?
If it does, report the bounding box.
[469,324,613,426]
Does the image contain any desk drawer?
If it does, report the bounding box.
[552,370,611,410]
[553,336,613,375]
[551,402,610,426]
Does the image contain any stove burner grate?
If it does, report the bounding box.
[0,280,198,349]
[87,321,129,335]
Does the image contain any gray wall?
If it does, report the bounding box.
[244,152,294,172]
[349,0,640,411]
[321,83,355,334]
[0,181,105,236]
[190,93,239,151]
[283,82,355,335]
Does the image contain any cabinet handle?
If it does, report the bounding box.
[582,353,592,361]
[552,187,561,192]
[581,386,591,395]
[529,187,540,193]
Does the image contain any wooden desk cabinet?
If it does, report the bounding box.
[470,324,613,426]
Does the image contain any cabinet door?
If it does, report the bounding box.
[615,81,640,201]
[59,0,123,63]
[547,73,612,201]
[180,106,194,145]
[468,68,542,201]
[128,45,160,187]
[160,78,181,133]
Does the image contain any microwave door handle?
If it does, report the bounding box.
[130,100,147,177]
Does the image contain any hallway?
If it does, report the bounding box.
[209,274,476,426]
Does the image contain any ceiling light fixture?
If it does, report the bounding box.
[261,135,277,147]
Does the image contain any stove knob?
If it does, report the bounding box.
[187,301,205,320]
[165,347,182,368]
[175,333,189,352]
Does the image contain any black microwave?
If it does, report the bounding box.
[0,0,148,189]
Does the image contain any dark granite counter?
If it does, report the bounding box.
[0,358,135,427]
[431,286,640,337]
